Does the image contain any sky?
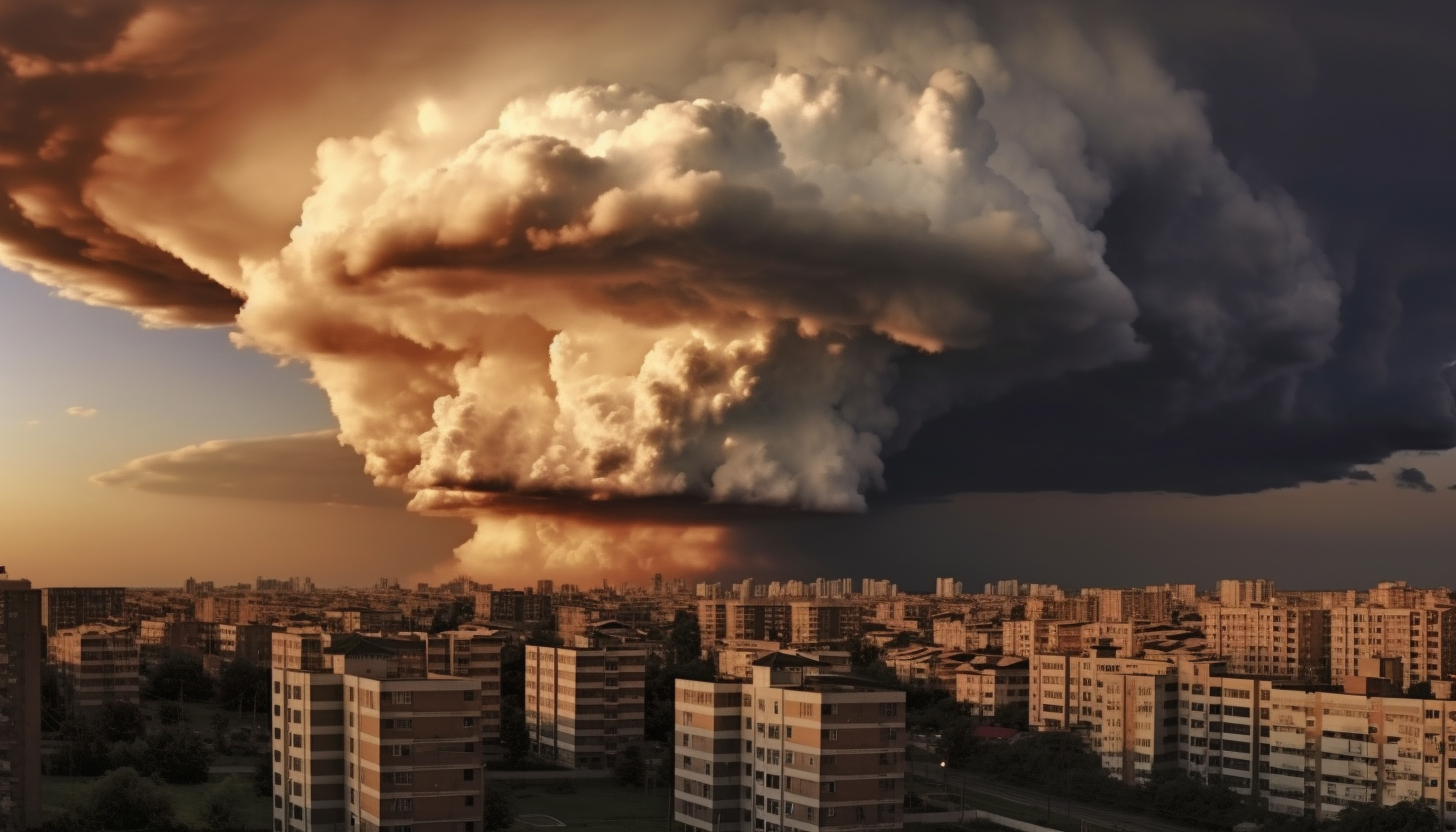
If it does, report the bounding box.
[1,0,1454,591]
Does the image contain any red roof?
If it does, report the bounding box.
[971,725,1020,741]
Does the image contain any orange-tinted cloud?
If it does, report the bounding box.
[1,1,1344,579]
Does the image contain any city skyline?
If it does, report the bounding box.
[2,2,1455,592]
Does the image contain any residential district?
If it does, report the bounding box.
[7,570,1456,832]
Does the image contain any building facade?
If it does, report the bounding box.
[524,642,647,769]
[0,572,42,832]
[47,624,140,711]
[270,655,484,832]
[40,586,126,635]
[673,653,907,832]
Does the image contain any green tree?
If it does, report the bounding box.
[500,700,530,764]
[668,610,701,665]
[253,755,274,797]
[615,744,645,787]
[200,776,251,832]
[147,652,214,702]
[97,700,146,743]
[48,713,113,776]
[76,767,178,831]
[144,727,215,784]
[216,658,270,711]
[430,597,475,633]
[40,663,67,731]
[483,783,515,830]
[1332,801,1440,832]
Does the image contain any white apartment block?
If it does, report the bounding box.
[1029,651,1183,783]
[1029,646,1456,826]
[1329,605,1456,690]
[403,630,506,744]
[954,655,1029,718]
[935,577,962,598]
[673,653,906,832]
[524,642,647,770]
[47,624,140,710]
[1218,579,1275,607]
[1197,603,1330,682]
[270,656,484,832]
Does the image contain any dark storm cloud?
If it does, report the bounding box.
[1393,467,1436,493]
[879,0,1456,499]
[1344,470,1377,483]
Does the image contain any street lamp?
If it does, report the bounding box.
[940,760,947,790]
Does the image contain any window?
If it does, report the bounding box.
[292,709,302,723]
[463,769,475,780]
[393,772,414,785]
[390,691,413,705]
[390,798,413,812]
[822,704,838,716]
[274,728,282,740]
[465,796,475,807]
[391,745,412,757]
[822,729,838,741]
[274,705,281,717]
[290,757,302,772]
[292,735,302,748]
[274,682,281,694]
[822,781,836,793]
[464,690,476,701]
[463,717,475,727]
[879,702,899,717]
[785,726,793,739]
[292,782,303,796]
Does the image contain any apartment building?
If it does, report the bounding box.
[716,641,850,680]
[40,586,125,635]
[404,629,506,744]
[673,652,906,832]
[1085,588,1175,624]
[219,623,279,665]
[524,641,647,769]
[934,577,962,598]
[1329,605,1456,689]
[789,601,861,646]
[474,589,552,626]
[1026,643,1456,825]
[0,571,42,832]
[47,624,141,710]
[954,655,1029,718]
[1029,651,1184,783]
[325,608,405,634]
[1002,619,1086,658]
[1218,579,1276,607]
[698,600,794,649]
[270,651,484,832]
[1368,581,1451,609]
[1197,603,1330,682]
[195,595,256,625]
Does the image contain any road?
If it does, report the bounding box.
[910,761,1207,832]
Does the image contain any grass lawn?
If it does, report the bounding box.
[505,779,671,831]
[42,775,272,830]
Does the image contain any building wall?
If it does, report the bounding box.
[271,667,484,832]
[48,625,140,710]
[673,671,906,832]
[0,580,42,832]
[40,587,125,635]
[525,644,647,770]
